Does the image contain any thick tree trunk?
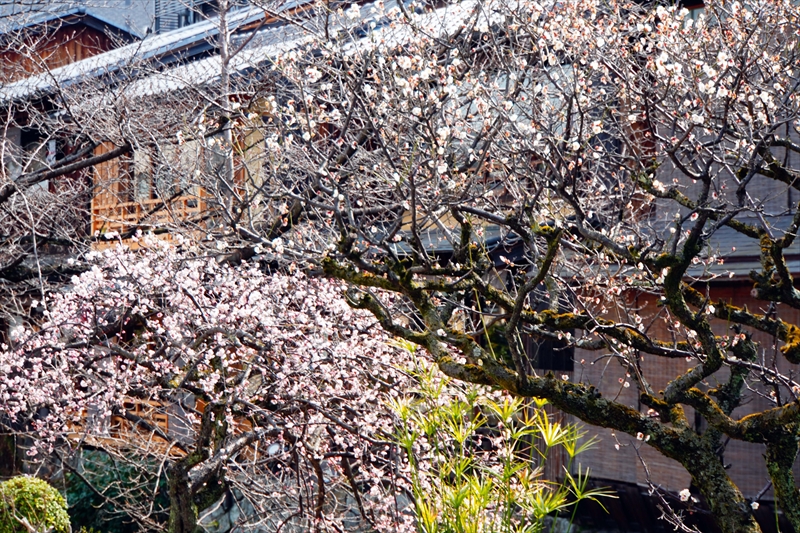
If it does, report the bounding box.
[168,464,198,533]
[682,453,760,533]
[0,433,21,476]
[167,402,229,533]
[766,436,800,533]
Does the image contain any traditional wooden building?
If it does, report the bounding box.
[0,3,276,247]
[0,8,141,84]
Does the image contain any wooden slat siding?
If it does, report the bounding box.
[91,141,126,234]
[64,376,258,458]
[110,400,170,436]
[534,402,572,482]
[89,127,272,249]
[92,197,207,233]
[576,284,800,500]
[0,24,115,83]
[66,401,185,458]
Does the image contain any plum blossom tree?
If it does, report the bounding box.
[0,236,420,533]
[165,1,800,532]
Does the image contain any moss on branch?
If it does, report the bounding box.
[766,435,800,532]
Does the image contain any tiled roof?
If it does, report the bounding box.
[1,0,485,102]
[690,215,800,279]
[0,4,268,102]
[121,21,304,97]
[113,0,479,97]
[0,1,154,39]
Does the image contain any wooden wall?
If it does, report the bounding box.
[575,283,800,501]
[0,22,118,83]
[90,141,209,245]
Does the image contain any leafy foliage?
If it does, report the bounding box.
[0,476,70,533]
[6,0,800,531]
[390,346,613,533]
[0,239,613,533]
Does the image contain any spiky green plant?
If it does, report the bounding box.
[391,352,615,533]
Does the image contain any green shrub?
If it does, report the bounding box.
[0,476,70,533]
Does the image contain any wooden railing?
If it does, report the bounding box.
[66,396,255,458]
[66,399,184,457]
[91,195,206,249]
[110,400,170,437]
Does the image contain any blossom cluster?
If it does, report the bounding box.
[0,238,424,530]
